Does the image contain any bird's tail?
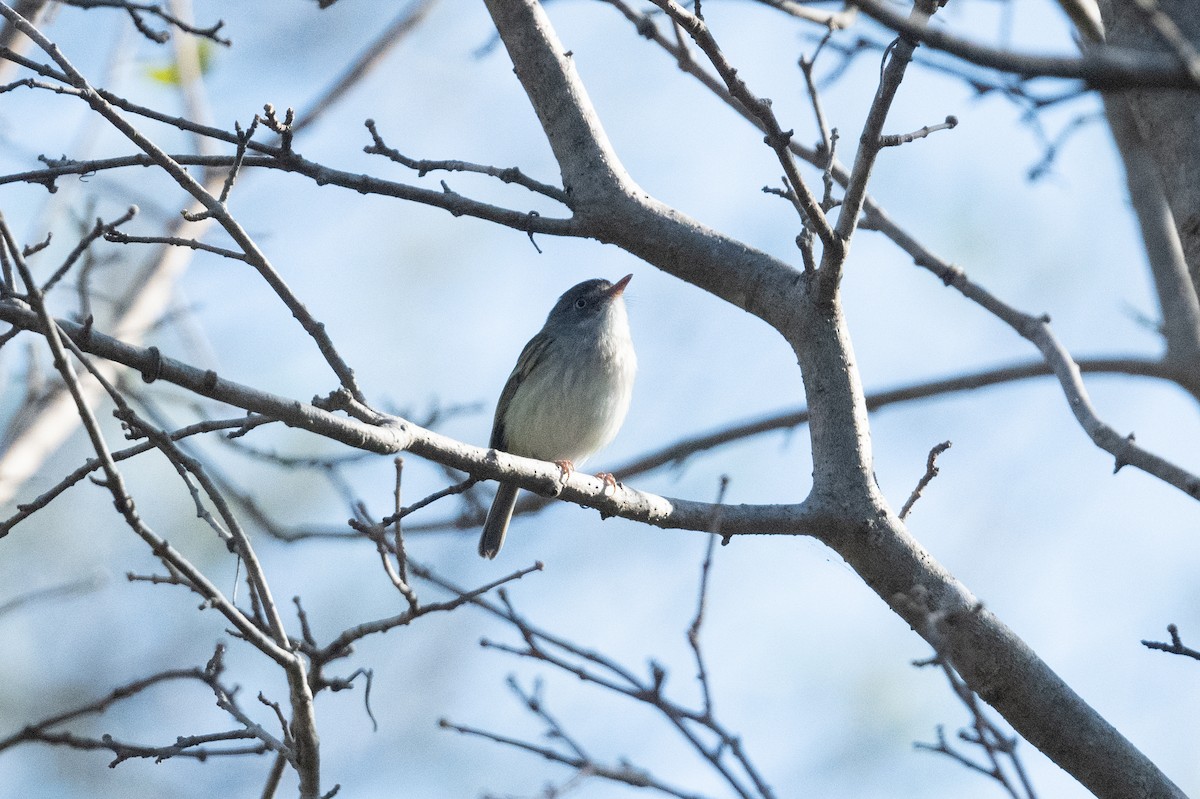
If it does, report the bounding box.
[479,483,520,559]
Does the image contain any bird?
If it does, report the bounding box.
[479,274,637,559]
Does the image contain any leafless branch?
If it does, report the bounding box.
[439,715,712,799]
[749,0,858,29]
[446,581,777,799]
[41,205,137,293]
[821,1,939,295]
[0,150,582,237]
[0,646,280,765]
[311,561,544,663]
[0,574,105,616]
[688,476,729,718]
[102,226,250,261]
[896,225,1200,501]
[649,0,834,249]
[55,0,230,45]
[899,441,951,521]
[914,653,1038,799]
[365,119,569,203]
[404,355,1176,533]
[0,300,849,536]
[1142,624,1200,661]
[880,114,958,147]
[850,0,1200,89]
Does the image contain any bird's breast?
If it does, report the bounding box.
[501,328,636,464]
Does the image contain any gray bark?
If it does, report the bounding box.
[1100,0,1200,308]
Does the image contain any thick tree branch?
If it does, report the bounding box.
[406,355,1178,533]
[483,0,811,347]
[0,301,839,537]
[1103,91,1200,372]
[852,0,1200,88]
[1099,0,1200,307]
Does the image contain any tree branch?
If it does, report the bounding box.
[852,0,1200,88]
[0,301,838,536]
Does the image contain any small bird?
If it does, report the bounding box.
[479,274,637,559]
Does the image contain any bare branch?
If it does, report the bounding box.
[0,574,105,617]
[898,441,951,521]
[0,301,847,536]
[41,205,137,293]
[1142,624,1200,661]
[313,561,543,662]
[460,585,778,799]
[0,647,287,766]
[749,0,858,29]
[650,0,834,249]
[55,0,230,45]
[850,0,1200,88]
[820,1,939,296]
[401,355,1173,534]
[364,118,569,203]
[439,716,712,799]
[688,476,729,718]
[897,230,1200,501]
[1102,93,1200,368]
[0,150,581,236]
[880,114,958,147]
[914,653,1038,799]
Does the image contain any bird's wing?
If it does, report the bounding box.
[489,332,552,450]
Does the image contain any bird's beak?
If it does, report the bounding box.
[605,273,633,299]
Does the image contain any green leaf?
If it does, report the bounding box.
[144,39,215,86]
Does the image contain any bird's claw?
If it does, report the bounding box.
[554,460,576,483]
[596,472,619,495]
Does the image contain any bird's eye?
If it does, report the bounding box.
[574,298,587,309]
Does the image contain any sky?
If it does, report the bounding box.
[0,1,1197,798]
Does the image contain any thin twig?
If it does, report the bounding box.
[914,653,1036,799]
[41,206,137,293]
[647,0,833,249]
[1142,624,1200,661]
[688,475,729,718]
[880,114,958,148]
[1,213,293,665]
[314,561,543,661]
[442,575,777,799]
[0,574,105,616]
[56,0,230,45]
[439,717,711,799]
[364,119,569,203]
[821,1,938,295]
[899,441,951,521]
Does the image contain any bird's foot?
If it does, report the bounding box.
[553,460,576,483]
[596,472,619,495]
